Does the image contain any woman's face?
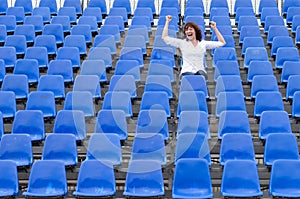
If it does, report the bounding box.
[185,26,196,41]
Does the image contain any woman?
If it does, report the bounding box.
[162,15,226,80]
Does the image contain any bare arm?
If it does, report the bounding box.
[210,21,226,45]
[162,15,172,39]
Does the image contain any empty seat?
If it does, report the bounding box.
[47,60,73,82]
[0,0,7,14]
[42,134,78,166]
[180,75,208,98]
[244,47,269,69]
[209,0,229,13]
[34,35,57,55]
[281,61,300,83]
[216,92,246,117]
[71,24,92,44]
[210,7,229,22]
[99,24,120,43]
[264,15,285,33]
[220,134,255,165]
[5,35,26,56]
[0,60,4,83]
[275,47,300,69]
[104,16,124,32]
[0,15,16,34]
[38,0,58,15]
[259,110,292,139]
[134,7,154,24]
[132,15,153,32]
[2,74,28,100]
[0,113,3,138]
[64,91,95,117]
[218,110,250,139]
[23,160,67,197]
[58,7,77,24]
[0,134,32,167]
[0,91,16,119]
[56,46,80,68]
[124,35,146,55]
[24,47,48,68]
[177,91,208,117]
[271,36,294,57]
[77,16,98,33]
[43,24,65,46]
[214,60,240,81]
[267,25,289,45]
[88,47,112,68]
[108,7,128,25]
[0,160,18,197]
[292,91,300,118]
[123,160,164,197]
[127,25,149,44]
[6,7,25,24]
[237,15,258,33]
[239,25,261,44]
[260,7,280,26]
[37,75,65,99]
[175,133,211,164]
[282,0,300,16]
[93,34,116,55]
[112,0,132,15]
[25,91,56,118]
[108,75,136,98]
[150,47,175,67]
[258,0,278,15]
[32,7,51,24]
[95,109,127,140]
[136,109,169,140]
[148,63,174,82]
[241,36,265,57]
[73,160,116,197]
[53,110,86,141]
[50,16,71,33]
[114,60,140,81]
[264,133,299,166]
[292,15,300,34]
[251,75,278,99]
[87,0,107,16]
[102,91,132,117]
[23,15,44,33]
[145,75,172,98]
[13,59,39,84]
[247,60,274,83]
[14,25,35,44]
[212,47,237,68]
[63,0,82,15]
[254,91,284,117]
[80,60,107,82]
[173,158,213,198]
[12,110,45,141]
[0,47,16,68]
[286,75,300,100]
[119,47,144,67]
[221,160,263,197]
[136,0,156,15]
[215,75,244,98]
[83,7,103,25]
[86,133,122,165]
[140,91,170,117]
[73,75,101,99]
[235,7,254,24]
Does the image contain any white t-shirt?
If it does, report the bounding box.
[163,36,225,74]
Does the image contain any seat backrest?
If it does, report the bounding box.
[88,0,107,15]
[56,46,80,68]
[275,47,300,69]
[180,75,208,97]
[80,60,107,82]
[214,60,240,81]
[93,34,116,54]
[34,35,57,55]
[271,36,294,56]
[251,75,279,99]
[239,25,261,44]
[64,91,94,117]
[215,92,246,117]
[103,15,124,32]
[43,23,64,44]
[32,7,51,23]
[286,75,300,99]
[215,75,243,98]
[47,60,73,82]
[39,0,58,14]
[254,91,284,117]
[0,91,16,119]
[64,35,87,55]
[0,47,17,68]
[247,60,273,82]
[264,15,285,33]
[108,7,128,23]
[140,91,170,117]
[71,24,92,44]
[119,47,144,67]
[258,0,277,14]
[63,0,82,15]
[58,6,77,23]
[0,160,18,197]
[23,15,43,33]
[145,75,172,98]
[37,75,65,99]
[102,91,132,117]
[6,7,25,23]
[244,47,268,68]
[2,74,28,100]
[108,75,136,98]
[14,24,35,44]
[4,35,26,55]
[177,91,208,117]
[13,59,39,84]
[88,47,112,67]
[24,47,48,68]
[0,15,16,33]
[73,75,101,98]
[148,63,174,82]
[99,24,120,43]
[77,15,98,32]
[114,60,140,81]
[242,36,265,56]
[15,0,32,14]
[83,7,102,23]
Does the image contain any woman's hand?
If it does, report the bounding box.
[209,21,217,29]
[166,15,172,22]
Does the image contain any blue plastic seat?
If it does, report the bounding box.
[13,59,39,84]
[258,0,278,15]
[186,0,204,11]
[0,25,6,44]
[88,47,112,68]
[93,34,117,55]
[77,16,98,33]
[108,75,136,98]
[214,60,240,81]
[53,110,86,141]
[175,133,211,165]
[71,24,92,44]
[0,15,16,34]
[119,47,144,68]
[235,7,254,24]
[234,0,253,13]
[73,75,101,98]
[99,24,120,43]
[140,91,170,117]
[108,7,128,25]
[50,16,71,33]
[32,7,51,24]
[177,110,209,137]
[42,134,77,166]
[37,75,65,99]
[0,160,18,197]
[218,110,250,139]
[86,133,122,164]
[104,16,124,32]
[247,60,273,82]
[80,60,107,82]
[73,160,116,197]
[157,16,178,31]
[136,0,156,15]
[184,7,205,22]
[173,158,213,198]
[145,75,172,99]
[127,25,149,44]
[136,109,169,140]
[0,60,4,83]
[38,0,58,15]
[47,60,73,82]
[212,15,231,27]
[58,7,77,24]
[0,134,32,166]
[155,25,177,37]
[56,46,80,68]
[12,110,44,141]
[212,47,237,68]
[23,160,67,197]
[264,133,299,166]
[23,15,44,33]
[26,91,56,118]
[209,0,229,13]
[130,16,152,33]
[134,7,154,24]
[112,0,132,15]
[286,75,300,100]
[287,7,300,25]
[131,133,166,164]
[0,91,16,119]
[0,47,16,68]
[6,7,25,24]
[244,47,268,69]
[281,61,300,83]
[251,75,278,99]
[4,35,26,55]
[64,35,87,55]
[210,7,229,22]
[216,92,246,117]
[63,0,82,15]
[123,160,164,197]
[24,47,48,68]
[254,91,284,117]
[2,74,28,100]
[241,36,265,57]
[260,7,280,26]
[259,110,292,139]
[0,0,7,14]
[264,15,285,33]
[292,91,300,118]
[114,60,140,81]
[87,0,107,16]
[42,23,64,45]
[220,134,255,165]
[83,7,103,25]
[14,25,35,44]
[221,160,263,197]
[215,75,243,98]
[0,113,3,138]
[177,91,208,117]
[124,35,146,55]
[102,91,132,117]
[239,25,261,44]
[282,0,300,16]
[211,35,235,55]
[150,47,175,68]
[64,91,95,117]
[237,15,258,33]
[275,47,300,69]
[292,15,300,34]
[148,63,174,82]
[161,0,180,15]
[269,160,300,197]
[34,35,57,55]
[271,36,294,57]
[180,75,208,98]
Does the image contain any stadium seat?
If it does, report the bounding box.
[148,63,174,82]
[235,7,254,24]
[271,36,294,57]
[264,15,285,33]
[136,0,156,15]
[108,75,136,98]
[64,91,95,117]
[77,16,98,33]
[0,91,16,119]
[32,7,51,24]
[58,7,77,24]
[275,47,300,69]
[26,91,56,118]
[286,75,300,100]
[211,35,235,55]
[85,133,122,165]
[220,134,255,165]
[99,24,120,43]
[4,35,26,56]
[2,74,28,100]
[186,0,204,11]
[260,7,280,27]
[127,25,149,44]
[264,133,299,166]
[124,35,146,55]
[42,134,78,166]
[0,160,18,197]
[180,75,208,98]
[173,159,213,198]
[215,75,243,98]
[73,160,116,197]
[184,7,205,22]
[37,75,65,99]
[251,75,278,99]
[13,59,39,84]
[14,25,35,44]
[88,47,112,68]
[0,60,4,83]
[215,92,246,117]
[53,110,86,141]
[80,60,107,82]
[292,15,300,34]
[23,160,67,197]
[131,133,166,165]
[161,0,180,16]
[71,24,92,44]
[102,91,132,117]
[73,75,101,99]
[237,16,259,33]
[93,34,117,55]
[214,60,240,81]
[136,109,169,140]
[0,15,16,34]
[241,36,265,57]
[24,47,48,68]
[210,7,229,22]
[104,16,124,32]
[140,91,171,117]
[254,91,284,117]
[50,16,70,34]
[0,134,32,167]
[0,25,6,44]
[6,7,25,24]
[108,7,128,25]
[56,46,80,68]
[212,47,237,68]
[239,25,261,44]
[112,0,132,15]
[134,7,154,24]
[209,0,229,13]
[88,0,107,16]
[34,35,57,55]
[0,0,7,14]
[23,15,44,33]
[281,61,300,83]
[177,91,208,117]
[47,60,73,82]
[63,0,82,15]
[292,91,300,118]
[38,0,58,15]
[119,47,144,68]
[145,75,172,98]
[64,35,87,55]
[83,7,102,26]
[218,110,250,139]
[151,47,175,67]
[123,160,164,197]
[247,60,274,83]
[12,110,45,141]
[0,47,16,68]
[114,60,140,81]
[221,160,263,197]
[244,47,269,69]
[258,0,278,15]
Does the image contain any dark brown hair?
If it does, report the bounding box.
[184,22,202,41]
